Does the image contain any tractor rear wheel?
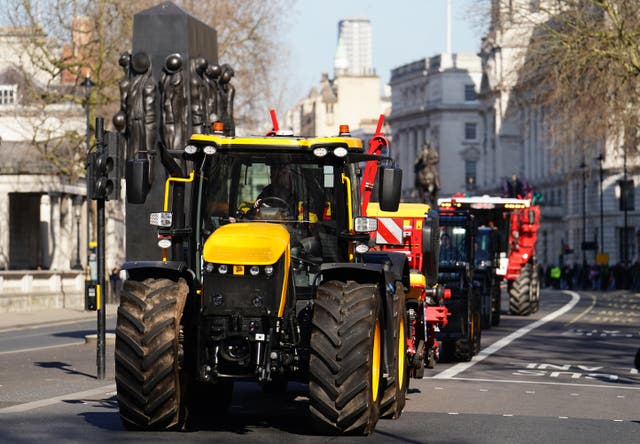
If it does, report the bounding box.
[115,278,188,431]
[508,264,532,315]
[309,280,383,435]
[381,287,408,419]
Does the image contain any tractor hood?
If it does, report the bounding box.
[202,222,290,265]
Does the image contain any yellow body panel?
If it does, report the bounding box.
[203,222,291,317]
[203,223,290,265]
[407,272,426,301]
[366,202,431,218]
[190,133,364,150]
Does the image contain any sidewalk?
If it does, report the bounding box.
[0,304,118,332]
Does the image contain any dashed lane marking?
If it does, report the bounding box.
[0,384,116,413]
[433,291,581,379]
[440,377,640,391]
[566,293,597,325]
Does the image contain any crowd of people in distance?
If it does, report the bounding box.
[541,262,640,291]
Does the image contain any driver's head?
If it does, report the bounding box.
[270,165,292,192]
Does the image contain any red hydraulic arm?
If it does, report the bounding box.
[360,114,389,214]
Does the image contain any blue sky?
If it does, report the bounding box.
[283,0,488,108]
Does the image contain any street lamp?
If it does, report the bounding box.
[596,153,604,258]
[580,160,587,266]
[81,76,95,277]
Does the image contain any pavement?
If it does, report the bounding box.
[0,304,119,333]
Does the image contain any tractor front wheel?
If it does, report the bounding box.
[115,278,188,431]
[309,280,383,435]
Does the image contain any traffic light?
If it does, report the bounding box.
[88,131,122,201]
[619,179,635,211]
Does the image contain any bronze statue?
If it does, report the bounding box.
[204,63,221,125]
[127,51,157,158]
[160,53,186,151]
[189,56,208,134]
[113,51,131,134]
[414,142,440,206]
[217,63,235,136]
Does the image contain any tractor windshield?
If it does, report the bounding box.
[439,226,469,264]
[201,152,348,264]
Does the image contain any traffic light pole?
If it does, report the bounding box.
[95,118,106,380]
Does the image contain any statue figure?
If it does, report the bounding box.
[160,53,187,151]
[126,51,157,158]
[189,56,208,134]
[217,63,235,136]
[113,51,130,135]
[414,142,441,206]
[204,63,221,125]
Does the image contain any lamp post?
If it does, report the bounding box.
[81,76,95,277]
[580,161,587,266]
[596,153,604,257]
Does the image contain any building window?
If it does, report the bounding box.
[617,227,635,264]
[465,160,477,191]
[464,84,476,101]
[0,85,17,105]
[464,122,477,141]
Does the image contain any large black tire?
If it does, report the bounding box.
[509,263,532,315]
[530,265,540,313]
[309,280,383,435]
[380,287,408,419]
[115,278,188,431]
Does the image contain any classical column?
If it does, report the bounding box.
[0,192,9,269]
[39,194,52,269]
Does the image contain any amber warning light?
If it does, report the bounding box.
[339,124,350,136]
[213,122,224,133]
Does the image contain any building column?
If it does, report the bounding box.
[0,192,8,269]
[40,194,52,269]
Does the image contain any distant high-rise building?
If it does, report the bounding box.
[334,18,374,77]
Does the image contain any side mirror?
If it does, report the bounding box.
[378,167,402,212]
[126,158,150,204]
[421,209,440,286]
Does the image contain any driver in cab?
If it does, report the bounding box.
[253,164,295,217]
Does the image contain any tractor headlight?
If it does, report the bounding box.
[184,144,198,155]
[218,264,228,274]
[313,147,328,157]
[355,243,370,254]
[333,147,348,158]
[264,265,274,276]
[249,266,260,276]
[354,216,377,233]
[203,145,217,155]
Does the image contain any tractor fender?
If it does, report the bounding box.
[121,260,197,291]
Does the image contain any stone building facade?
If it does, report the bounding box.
[479,0,638,267]
[388,53,484,198]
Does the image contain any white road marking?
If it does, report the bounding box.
[0,384,116,413]
[433,291,581,379]
[567,293,597,325]
[0,341,85,355]
[440,377,640,391]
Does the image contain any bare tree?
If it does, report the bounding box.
[484,0,640,158]
[4,0,292,178]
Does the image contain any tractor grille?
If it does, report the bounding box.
[203,258,285,317]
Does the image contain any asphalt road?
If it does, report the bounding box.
[0,289,638,443]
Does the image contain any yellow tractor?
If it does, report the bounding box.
[115,120,409,434]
